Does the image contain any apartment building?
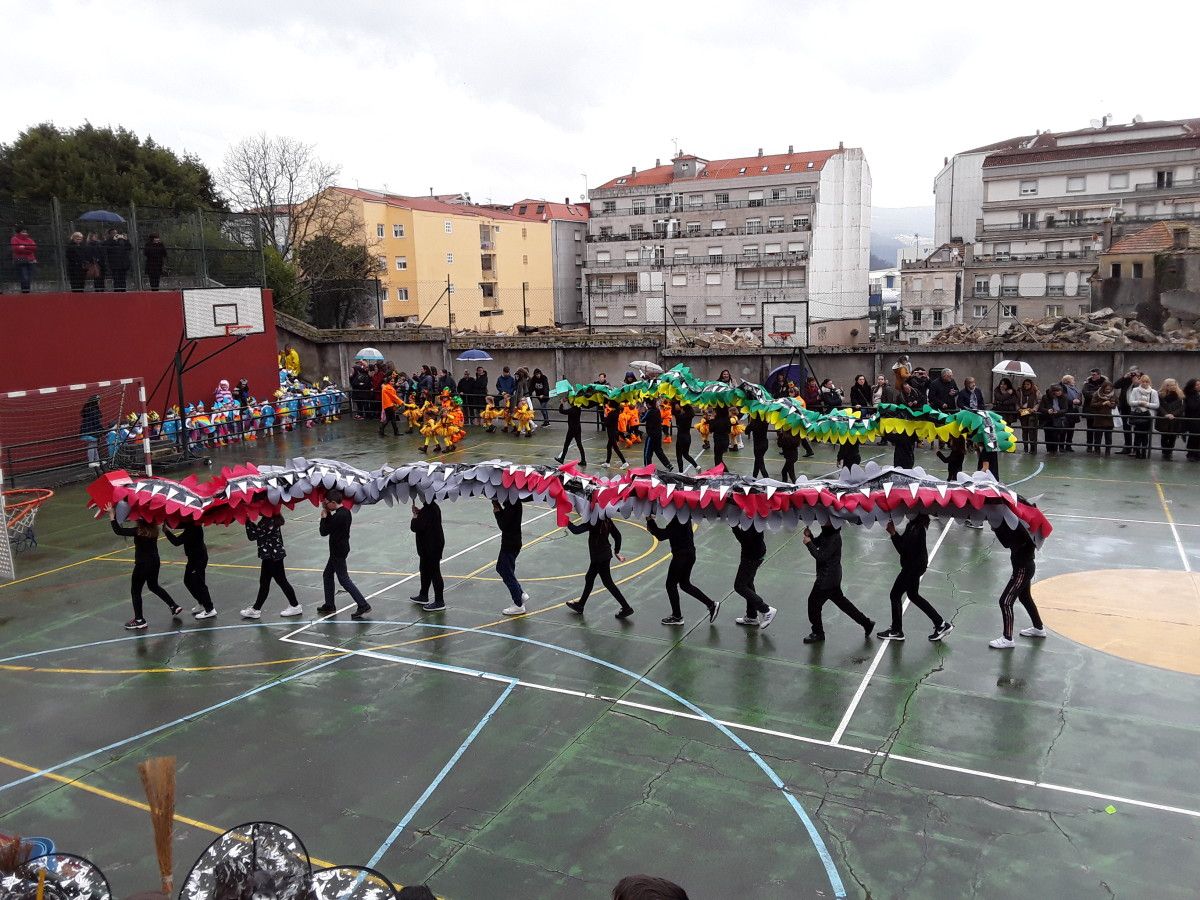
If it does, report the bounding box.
[507,199,589,326]
[329,188,555,329]
[935,117,1200,331]
[584,145,870,346]
[899,241,966,343]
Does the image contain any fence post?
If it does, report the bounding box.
[129,202,144,291]
[51,197,66,292]
[196,209,209,284]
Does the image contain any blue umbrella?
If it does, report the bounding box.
[77,209,127,224]
[456,349,493,361]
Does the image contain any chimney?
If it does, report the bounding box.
[944,156,949,166]
[838,141,844,150]
[788,144,793,154]
[564,196,570,204]
[757,148,763,157]
[656,158,661,167]
[631,166,637,175]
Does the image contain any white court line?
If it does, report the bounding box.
[1155,483,1193,573]
[1049,513,1200,528]
[829,521,955,746]
[279,507,557,640]
[284,632,1200,821]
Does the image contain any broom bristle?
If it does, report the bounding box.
[137,756,176,894]
[0,834,34,874]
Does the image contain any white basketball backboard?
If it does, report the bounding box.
[761,300,809,348]
[183,288,266,340]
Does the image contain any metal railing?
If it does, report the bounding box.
[589,223,810,243]
[1134,177,1199,192]
[972,250,1095,263]
[592,195,814,217]
[588,251,809,270]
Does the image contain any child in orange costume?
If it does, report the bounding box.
[660,399,674,444]
[696,414,711,450]
[729,408,746,451]
[403,394,422,433]
[419,407,442,454]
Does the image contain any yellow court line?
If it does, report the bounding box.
[0,652,339,676]
[0,753,337,868]
[0,549,126,591]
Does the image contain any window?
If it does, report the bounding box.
[595,275,612,290]
[715,192,730,207]
[743,244,759,256]
[748,190,764,206]
[376,224,384,238]
[1020,211,1038,229]
[444,220,453,234]
[1020,180,1038,196]
[770,188,786,201]
[1132,262,1144,278]
[625,250,639,262]
[932,310,943,327]
[1110,263,1122,278]
[521,227,528,238]
[629,224,646,239]
[688,194,704,207]
[738,167,747,174]
[1002,304,1017,318]
[1066,176,1086,193]
[972,305,988,319]
[671,303,687,318]
[574,230,582,242]
[376,257,387,272]
[705,304,722,316]
[654,196,671,212]
[746,218,763,234]
[975,276,990,296]
[1001,274,1018,296]
[623,306,638,319]
[765,243,782,255]
[1079,304,1090,315]
[632,200,647,215]
[1045,304,1063,317]
[764,269,782,285]
[768,216,784,230]
[518,204,528,215]
[816,325,828,341]
[786,269,805,285]
[602,201,616,213]
[671,273,687,286]
[934,276,944,291]
[711,219,727,233]
[994,242,1011,258]
[596,251,611,263]
[1047,273,1065,296]
[522,254,528,264]
[446,252,454,264]
[535,204,545,215]
[480,283,496,299]
[796,187,813,200]
[913,278,923,291]
[1044,240,1063,255]
[673,246,689,257]
[624,274,638,291]
[1109,172,1129,190]
[395,256,407,270]
[740,303,756,317]
[1079,274,1092,297]
[396,288,409,301]
[599,225,613,238]
[705,272,722,285]
[1064,209,1086,225]
[910,309,923,326]
[1156,170,1174,188]
[686,222,700,235]
[392,224,404,238]
[707,246,723,259]
[594,306,609,318]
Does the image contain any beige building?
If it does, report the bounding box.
[899,241,966,343]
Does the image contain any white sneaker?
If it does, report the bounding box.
[503,605,526,616]
[735,615,760,626]
[280,605,303,617]
[1019,626,1048,638]
[988,637,1015,649]
[240,607,261,619]
[520,592,529,602]
[760,607,777,629]
[964,521,985,530]
[194,608,217,620]
[600,462,610,468]
[620,462,630,469]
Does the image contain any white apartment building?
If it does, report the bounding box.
[934,117,1200,330]
[585,146,871,346]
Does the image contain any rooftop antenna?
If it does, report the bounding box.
[671,137,679,157]
[580,173,588,200]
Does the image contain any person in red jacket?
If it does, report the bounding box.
[10,224,37,293]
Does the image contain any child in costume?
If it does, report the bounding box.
[696,413,712,450]
[160,407,180,443]
[513,397,536,437]
[660,400,673,444]
[299,389,318,428]
[403,394,422,433]
[259,398,275,436]
[419,406,442,454]
[214,379,233,407]
[481,397,500,432]
[498,394,514,432]
[729,408,746,451]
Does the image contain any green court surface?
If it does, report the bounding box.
[2,422,1198,898]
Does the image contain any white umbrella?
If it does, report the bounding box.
[992,359,1037,378]
[355,347,384,362]
[629,360,663,376]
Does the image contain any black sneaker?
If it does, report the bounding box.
[554,456,564,464]
[170,605,184,618]
[615,607,634,620]
[316,605,337,615]
[876,628,905,641]
[708,600,721,624]
[802,632,825,644]
[929,622,954,641]
[124,617,148,631]
[565,600,585,614]
[661,615,685,626]
[351,605,372,621]
[409,595,428,604]
[863,618,875,639]
[422,599,446,611]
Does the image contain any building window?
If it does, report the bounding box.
[396,288,409,301]
[376,257,387,273]
[1001,274,1018,296]
[1045,304,1063,317]
[768,216,784,230]
[522,254,528,264]
[746,218,763,234]
[443,220,453,234]
[1001,304,1017,318]
[623,306,638,319]
[393,224,405,238]
[1066,176,1086,193]
[574,230,582,241]
[705,272,722,286]
[671,273,687,286]
[446,252,454,264]
[395,256,407,270]
[770,188,786,201]
[1079,304,1089,315]
[747,190,764,206]
[632,200,647,215]
[787,241,805,252]
[625,250,639,262]
[994,243,1011,258]
[629,224,646,239]
[1109,172,1129,190]
[376,224,384,238]
[1110,263,1122,278]
[932,310,943,327]
[743,244,759,256]
[602,201,616,213]
[481,282,496,299]
[796,187,813,200]
[1048,273,1066,296]
[705,304,722,316]
[686,222,700,235]
[711,219,727,233]
[598,225,612,239]
[707,246,723,259]
[673,246,689,257]
[1079,275,1092,297]
[1156,170,1174,189]
[1132,262,1144,278]
[595,275,612,290]
[786,269,805,285]
[521,226,528,238]
[671,303,687,318]
[975,276,990,296]
[1020,211,1037,229]
[972,305,988,319]
[1019,180,1038,196]
[594,306,609,318]
[765,243,781,255]
[740,303,756,317]
[715,192,730,207]
[596,251,611,263]
[739,270,760,287]
[688,194,704,207]
[933,276,944,291]
[913,278,923,291]
[575,255,583,265]
[910,309,923,326]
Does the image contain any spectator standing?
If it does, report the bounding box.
[79,393,104,465]
[514,367,531,403]
[1038,384,1070,453]
[769,372,789,399]
[873,374,898,407]
[802,376,821,410]
[927,368,959,413]
[496,366,516,397]
[65,231,88,292]
[1017,379,1040,452]
[1183,377,1200,462]
[849,374,872,410]
[10,224,37,293]
[103,229,132,291]
[84,232,105,290]
[1081,368,1106,451]
[1113,365,1141,454]
[530,367,551,426]
[279,343,301,379]
[437,367,455,393]
[1060,374,1083,451]
[906,367,931,407]
[1156,378,1185,460]
[955,376,985,412]
[818,378,843,412]
[143,234,167,289]
[1127,374,1159,459]
[992,378,1018,425]
[350,361,372,419]
[1086,379,1117,455]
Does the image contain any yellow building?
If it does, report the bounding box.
[332,188,555,330]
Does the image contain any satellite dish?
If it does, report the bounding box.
[1133,114,1144,124]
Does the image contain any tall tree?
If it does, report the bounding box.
[295,236,381,328]
[0,123,224,209]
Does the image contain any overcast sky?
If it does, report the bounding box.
[6,1,1193,211]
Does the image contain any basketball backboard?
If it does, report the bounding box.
[761,300,809,348]
[183,288,266,340]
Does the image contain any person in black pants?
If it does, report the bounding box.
[988,522,1046,649]
[564,518,633,619]
[602,402,627,468]
[645,515,719,626]
[836,439,861,470]
[555,400,587,465]
[888,432,917,469]
[708,406,732,468]
[315,490,371,620]
[641,399,673,470]
[937,435,966,480]
[779,429,800,482]
[876,516,952,642]
[162,520,215,619]
[748,415,770,478]
[108,506,182,630]
[494,499,529,615]
[409,500,446,610]
[802,524,873,643]
[673,401,699,472]
[242,514,301,618]
[732,525,775,627]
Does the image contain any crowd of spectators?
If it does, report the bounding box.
[8,223,170,293]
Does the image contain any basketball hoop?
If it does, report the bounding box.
[4,488,54,553]
[224,324,254,339]
[768,332,794,346]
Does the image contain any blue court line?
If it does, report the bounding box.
[365,678,517,868]
[0,654,345,795]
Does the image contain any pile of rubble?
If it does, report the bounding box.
[929,308,1200,348]
[668,328,762,349]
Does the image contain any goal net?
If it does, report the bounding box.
[0,378,147,486]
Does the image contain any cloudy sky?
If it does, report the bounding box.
[5,0,1193,210]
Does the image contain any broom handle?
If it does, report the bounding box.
[35,869,45,900]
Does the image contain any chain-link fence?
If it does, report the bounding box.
[1,198,265,294]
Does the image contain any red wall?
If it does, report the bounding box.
[0,290,279,412]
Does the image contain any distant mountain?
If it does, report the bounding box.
[871,206,935,267]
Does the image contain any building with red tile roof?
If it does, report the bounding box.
[508,199,589,324]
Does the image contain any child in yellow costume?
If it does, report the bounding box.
[419,408,442,454]
[696,414,711,450]
[499,394,514,433]
[402,394,422,433]
[513,398,536,438]
[481,397,501,432]
[729,408,745,451]
[660,400,673,444]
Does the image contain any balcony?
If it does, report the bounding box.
[971,250,1096,265]
[1134,177,1199,193]
[588,223,809,242]
[979,216,1108,235]
[591,195,815,217]
[587,251,808,269]
[480,241,495,251]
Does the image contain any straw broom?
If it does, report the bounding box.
[137,756,176,895]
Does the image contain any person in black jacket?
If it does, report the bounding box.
[103,229,132,291]
[779,429,801,482]
[641,399,673,469]
[241,514,301,618]
[673,401,699,472]
[1113,365,1140,454]
[887,432,917,469]
[144,234,167,290]
[456,370,477,423]
[65,231,87,291]
[748,415,770,478]
[927,369,959,413]
[876,516,952,641]
[602,402,627,468]
[802,524,873,643]
[732,525,775,627]
[645,515,719,626]
[315,490,371,620]
[85,233,105,291]
[989,522,1046,649]
[107,506,182,629]
[530,368,551,426]
[409,500,446,610]
[564,518,633,618]
[555,400,586,465]
[707,406,732,468]
[351,362,374,420]
[493,499,529,615]
[162,520,215,619]
[1184,377,1200,461]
